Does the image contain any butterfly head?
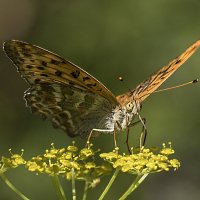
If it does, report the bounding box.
[124,99,141,115]
[116,92,141,115]
[108,99,141,131]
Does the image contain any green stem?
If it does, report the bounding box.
[82,181,89,200]
[51,175,67,200]
[98,168,120,200]
[0,172,30,200]
[119,173,149,200]
[71,168,76,200]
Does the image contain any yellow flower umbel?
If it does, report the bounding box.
[97,142,180,200]
[0,142,180,200]
[100,142,180,175]
[25,143,112,186]
[1,149,26,173]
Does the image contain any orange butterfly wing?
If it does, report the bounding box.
[4,40,118,106]
[116,40,200,105]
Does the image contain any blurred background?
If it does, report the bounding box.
[0,0,200,199]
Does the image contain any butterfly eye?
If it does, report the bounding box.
[126,102,133,111]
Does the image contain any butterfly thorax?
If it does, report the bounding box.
[105,99,141,131]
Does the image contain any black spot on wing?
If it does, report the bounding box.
[41,61,48,67]
[40,84,56,92]
[175,59,181,64]
[37,66,45,70]
[34,78,41,83]
[86,83,97,88]
[51,59,61,65]
[23,52,32,58]
[26,65,33,69]
[55,70,62,76]
[83,76,90,81]
[41,73,49,77]
[71,70,80,78]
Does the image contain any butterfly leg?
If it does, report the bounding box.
[126,127,131,153]
[126,120,142,153]
[113,127,118,149]
[86,128,114,147]
[136,113,147,148]
[86,129,94,146]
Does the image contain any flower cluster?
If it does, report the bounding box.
[0,142,180,183]
[100,142,180,174]
[26,143,112,187]
[0,149,26,173]
[0,143,112,188]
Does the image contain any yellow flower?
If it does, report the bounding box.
[1,142,180,182]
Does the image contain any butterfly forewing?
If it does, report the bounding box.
[116,40,200,105]
[4,40,118,105]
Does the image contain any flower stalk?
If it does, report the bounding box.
[98,168,120,200]
[0,172,30,200]
[51,175,67,200]
[71,168,76,200]
[82,181,89,200]
[119,173,149,200]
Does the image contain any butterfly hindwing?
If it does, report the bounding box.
[25,83,113,138]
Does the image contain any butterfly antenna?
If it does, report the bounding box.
[153,79,198,93]
[139,78,198,100]
[118,76,132,92]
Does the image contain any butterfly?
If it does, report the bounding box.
[3,40,200,141]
